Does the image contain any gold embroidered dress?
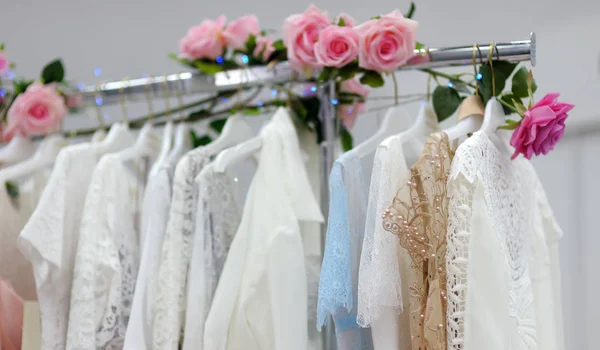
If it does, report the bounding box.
[382,132,454,350]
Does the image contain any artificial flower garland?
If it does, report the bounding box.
[0,4,574,160]
[0,45,71,142]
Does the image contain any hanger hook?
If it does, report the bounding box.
[144,76,155,122]
[94,82,107,129]
[161,75,172,122]
[488,41,496,97]
[119,78,130,124]
[472,43,480,97]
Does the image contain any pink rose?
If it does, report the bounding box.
[314,25,359,68]
[0,52,8,76]
[4,82,67,140]
[179,15,227,60]
[337,78,369,129]
[356,10,418,72]
[283,5,331,72]
[253,36,276,63]
[334,13,356,27]
[223,15,261,50]
[510,92,574,160]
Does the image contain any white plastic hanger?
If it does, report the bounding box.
[443,95,484,142]
[0,134,36,167]
[166,122,191,166]
[213,134,262,173]
[381,101,437,148]
[350,105,411,158]
[93,122,134,155]
[479,97,510,153]
[202,113,254,156]
[119,122,162,161]
[0,134,68,183]
[91,128,107,144]
[150,121,173,175]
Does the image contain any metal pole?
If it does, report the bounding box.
[4,34,534,106]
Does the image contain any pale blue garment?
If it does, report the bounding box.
[317,153,373,350]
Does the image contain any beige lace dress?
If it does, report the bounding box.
[382,132,455,350]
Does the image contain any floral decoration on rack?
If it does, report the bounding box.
[0,45,71,142]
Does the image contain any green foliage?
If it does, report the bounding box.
[189,129,213,148]
[13,79,34,94]
[273,40,285,51]
[359,70,384,88]
[245,34,257,57]
[340,126,353,151]
[405,2,416,18]
[432,86,463,121]
[41,59,65,84]
[209,118,228,133]
[477,64,506,104]
[337,17,346,26]
[5,181,19,199]
[193,60,225,75]
[499,93,523,115]
[511,67,537,98]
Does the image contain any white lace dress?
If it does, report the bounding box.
[124,164,174,350]
[446,132,564,350]
[357,133,425,350]
[18,143,113,350]
[151,148,210,350]
[181,164,240,350]
[203,108,324,350]
[66,149,156,349]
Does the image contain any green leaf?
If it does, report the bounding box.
[5,181,19,199]
[13,79,34,95]
[477,65,506,104]
[0,43,4,51]
[209,117,228,133]
[337,17,346,26]
[492,60,518,79]
[511,67,537,98]
[370,15,381,20]
[512,98,527,116]
[318,67,337,82]
[415,42,425,50]
[340,126,353,151]
[194,60,225,75]
[432,86,463,122]
[359,70,384,88]
[245,34,257,55]
[41,59,65,84]
[405,2,416,19]
[242,107,262,115]
[498,123,520,130]
[189,129,213,148]
[273,39,285,51]
[338,62,358,80]
[499,93,522,115]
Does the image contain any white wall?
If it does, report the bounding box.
[2,1,599,348]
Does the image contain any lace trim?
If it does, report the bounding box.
[446,132,537,349]
[381,132,452,350]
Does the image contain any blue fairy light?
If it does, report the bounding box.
[216,56,224,64]
[256,101,264,106]
[476,73,483,80]
[447,82,454,88]
[94,68,102,77]
[103,113,109,119]
[95,96,103,106]
[77,83,85,91]
[7,71,14,79]
[220,97,228,103]
[331,99,339,105]
[241,55,249,64]
[310,86,317,92]
[271,89,277,96]
[347,108,353,114]
[0,89,5,98]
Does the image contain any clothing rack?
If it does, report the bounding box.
[59,33,536,350]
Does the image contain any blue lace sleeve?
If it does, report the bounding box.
[317,162,353,330]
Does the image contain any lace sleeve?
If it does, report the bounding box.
[317,162,352,328]
[357,145,405,327]
[446,171,476,350]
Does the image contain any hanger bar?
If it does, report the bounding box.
[0,33,535,106]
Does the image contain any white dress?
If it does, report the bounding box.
[17,142,126,350]
[203,108,324,350]
[181,164,240,350]
[152,148,210,350]
[66,148,156,349]
[0,167,50,300]
[124,163,174,350]
[446,132,564,350]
